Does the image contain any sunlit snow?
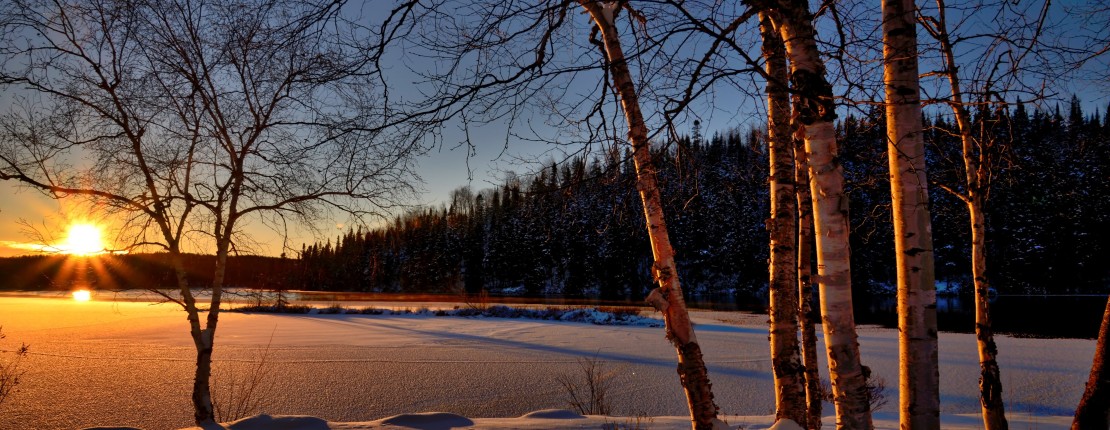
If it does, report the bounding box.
[0,295,1086,429]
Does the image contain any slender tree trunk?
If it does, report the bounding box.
[795,123,822,429]
[969,197,1007,429]
[169,242,215,425]
[927,2,1008,426]
[579,2,720,429]
[183,213,232,426]
[761,10,806,427]
[756,1,872,428]
[882,0,940,427]
[1074,296,1110,429]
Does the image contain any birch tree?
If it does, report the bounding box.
[794,112,822,429]
[744,0,873,427]
[393,1,726,426]
[654,4,825,425]
[882,0,940,427]
[0,0,417,424]
[915,1,1058,426]
[578,2,721,427]
[919,2,1008,424]
[1075,299,1110,429]
[759,10,807,427]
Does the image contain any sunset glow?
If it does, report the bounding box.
[72,289,92,302]
[61,224,105,255]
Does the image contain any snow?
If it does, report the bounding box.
[0,296,1089,429]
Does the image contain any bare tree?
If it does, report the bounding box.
[882,0,941,427]
[578,2,722,427]
[759,9,807,427]
[914,1,1061,427]
[387,0,728,427]
[794,111,822,429]
[658,2,872,426]
[641,4,831,426]
[0,0,418,424]
[1030,4,1110,428]
[744,0,873,427]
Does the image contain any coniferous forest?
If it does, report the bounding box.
[295,99,1110,300]
[1,100,1107,302]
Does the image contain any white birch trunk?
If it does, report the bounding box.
[579,2,721,429]
[882,0,941,427]
[762,1,873,427]
[795,119,822,430]
[761,10,807,427]
[170,242,215,425]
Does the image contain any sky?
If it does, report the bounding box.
[0,0,1106,258]
[0,1,757,258]
[0,149,517,257]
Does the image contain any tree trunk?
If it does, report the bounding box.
[170,243,215,425]
[795,121,822,429]
[192,336,216,425]
[761,10,807,427]
[759,1,873,428]
[882,0,941,428]
[1074,296,1110,429]
[182,217,231,425]
[579,2,720,429]
[929,1,1008,426]
[970,197,1007,429]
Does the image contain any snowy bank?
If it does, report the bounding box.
[178,410,1071,429]
[231,303,664,327]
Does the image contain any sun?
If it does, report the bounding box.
[72,289,92,302]
[61,223,105,255]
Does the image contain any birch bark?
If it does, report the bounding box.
[882,0,941,427]
[753,0,873,427]
[579,2,721,428]
[922,2,1008,426]
[795,119,822,430]
[760,10,807,427]
[1074,297,1110,429]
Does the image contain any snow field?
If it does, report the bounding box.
[0,297,1088,429]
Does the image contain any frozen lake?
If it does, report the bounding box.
[0,296,1092,429]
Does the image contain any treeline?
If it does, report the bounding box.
[0,253,292,291]
[297,98,1110,299]
[3,100,1106,298]
[299,126,769,300]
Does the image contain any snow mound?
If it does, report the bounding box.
[518,409,586,419]
[377,412,475,429]
[222,414,329,430]
[767,419,804,430]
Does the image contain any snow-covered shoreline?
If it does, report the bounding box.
[0,297,1088,429]
[176,410,1072,429]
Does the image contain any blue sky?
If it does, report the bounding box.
[1,0,1106,258]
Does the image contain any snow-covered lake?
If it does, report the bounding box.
[0,296,1090,429]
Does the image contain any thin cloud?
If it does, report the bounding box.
[0,240,50,252]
